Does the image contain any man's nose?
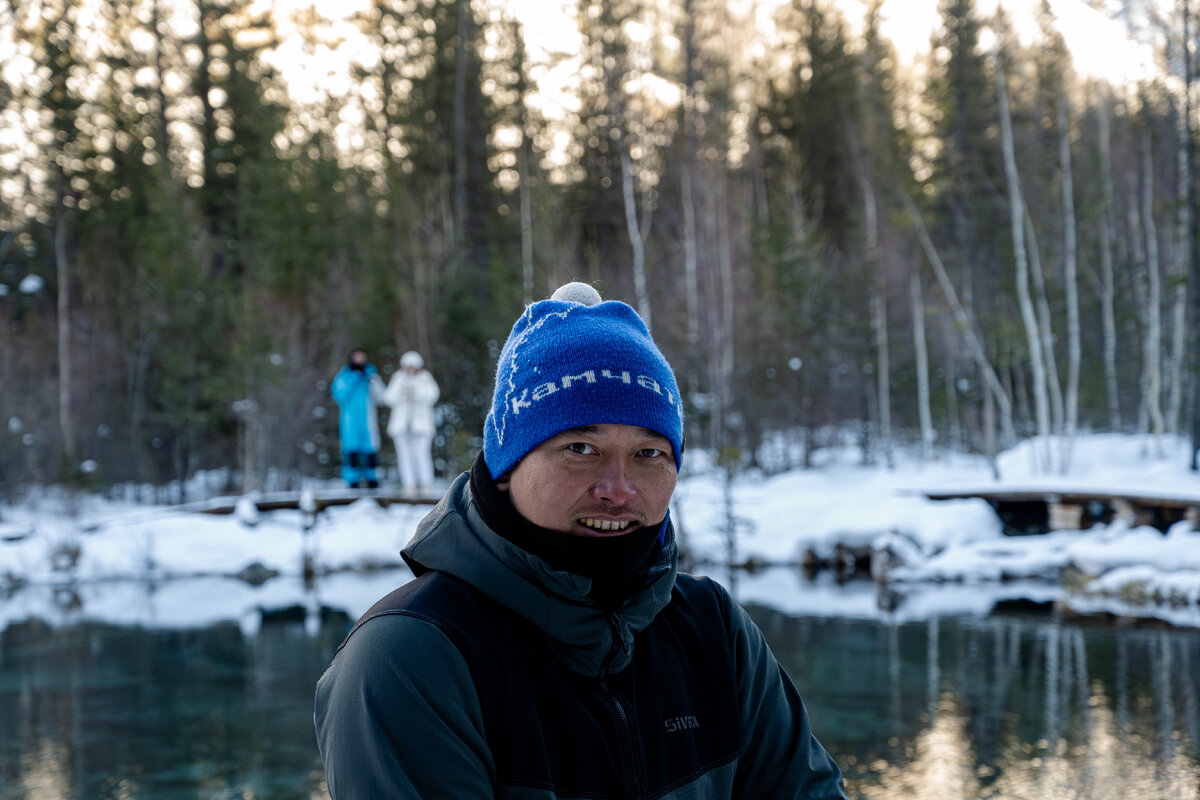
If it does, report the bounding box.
[592,458,636,505]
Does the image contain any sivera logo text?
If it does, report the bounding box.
[509,369,682,417]
[663,715,700,733]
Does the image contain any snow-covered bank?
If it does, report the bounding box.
[2,433,1199,631]
[647,433,1200,627]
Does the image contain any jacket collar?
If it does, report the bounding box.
[402,472,678,676]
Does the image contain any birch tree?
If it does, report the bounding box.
[901,190,1016,446]
[1098,90,1123,430]
[1168,90,1190,435]
[1184,0,1200,469]
[856,0,909,468]
[995,51,1052,468]
[1058,96,1082,467]
[854,148,892,466]
[1022,208,1065,436]
[618,140,654,329]
[679,0,701,353]
[1036,0,1081,464]
[912,272,936,460]
[1139,131,1166,448]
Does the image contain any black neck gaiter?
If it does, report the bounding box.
[468,452,663,610]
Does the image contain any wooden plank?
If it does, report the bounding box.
[194,491,438,516]
[923,488,1200,535]
[924,489,1200,510]
[1048,502,1085,531]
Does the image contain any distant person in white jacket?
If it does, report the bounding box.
[384,351,440,492]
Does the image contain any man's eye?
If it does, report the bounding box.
[638,448,665,459]
[567,442,595,455]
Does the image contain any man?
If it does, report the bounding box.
[315,284,847,799]
[330,348,386,488]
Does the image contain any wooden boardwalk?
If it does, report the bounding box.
[193,487,1198,534]
[923,488,1200,535]
[188,488,440,516]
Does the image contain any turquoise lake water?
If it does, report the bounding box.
[2,573,1198,799]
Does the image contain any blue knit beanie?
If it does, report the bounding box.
[483,283,684,480]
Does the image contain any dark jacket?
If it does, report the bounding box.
[314,472,847,799]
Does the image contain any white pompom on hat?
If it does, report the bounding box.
[549,281,603,306]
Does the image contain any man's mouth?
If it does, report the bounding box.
[579,518,633,533]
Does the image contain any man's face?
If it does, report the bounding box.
[350,350,367,367]
[498,424,677,537]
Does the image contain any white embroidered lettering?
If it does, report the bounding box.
[561,370,596,389]
[637,375,662,394]
[510,389,532,415]
[531,382,559,401]
[601,369,632,384]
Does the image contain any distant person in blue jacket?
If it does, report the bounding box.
[330,348,386,488]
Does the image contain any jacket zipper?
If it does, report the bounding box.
[600,612,645,800]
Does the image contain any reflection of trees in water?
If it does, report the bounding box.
[867,694,981,797]
[0,614,352,799]
[817,615,1200,800]
[859,686,1200,800]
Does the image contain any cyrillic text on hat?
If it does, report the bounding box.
[509,369,682,416]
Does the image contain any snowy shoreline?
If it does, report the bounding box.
[2,434,1199,632]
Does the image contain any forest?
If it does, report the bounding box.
[2,0,1197,496]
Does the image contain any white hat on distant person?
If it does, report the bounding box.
[400,351,424,369]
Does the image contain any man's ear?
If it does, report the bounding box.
[494,473,511,492]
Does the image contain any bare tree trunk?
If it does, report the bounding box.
[681,155,700,350]
[983,363,997,478]
[518,145,534,305]
[705,173,737,456]
[680,1,700,352]
[55,207,75,468]
[1099,93,1122,430]
[195,0,223,277]
[901,190,1015,445]
[152,0,172,165]
[1140,135,1166,450]
[1058,97,1081,470]
[128,328,154,484]
[1184,0,1200,470]
[1012,351,1031,432]
[718,178,735,438]
[871,290,893,469]
[406,203,436,359]
[1168,93,1190,434]
[619,144,652,329]
[1023,208,1065,436]
[1129,172,1151,436]
[996,56,1050,468]
[452,0,470,268]
[911,272,935,460]
[944,336,962,450]
[854,145,892,467]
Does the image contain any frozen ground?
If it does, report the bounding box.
[2,433,1199,631]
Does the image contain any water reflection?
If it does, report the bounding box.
[0,612,348,799]
[1,570,1199,799]
[751,605,1200,800]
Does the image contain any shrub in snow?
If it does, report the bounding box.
[870,531,927,581]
